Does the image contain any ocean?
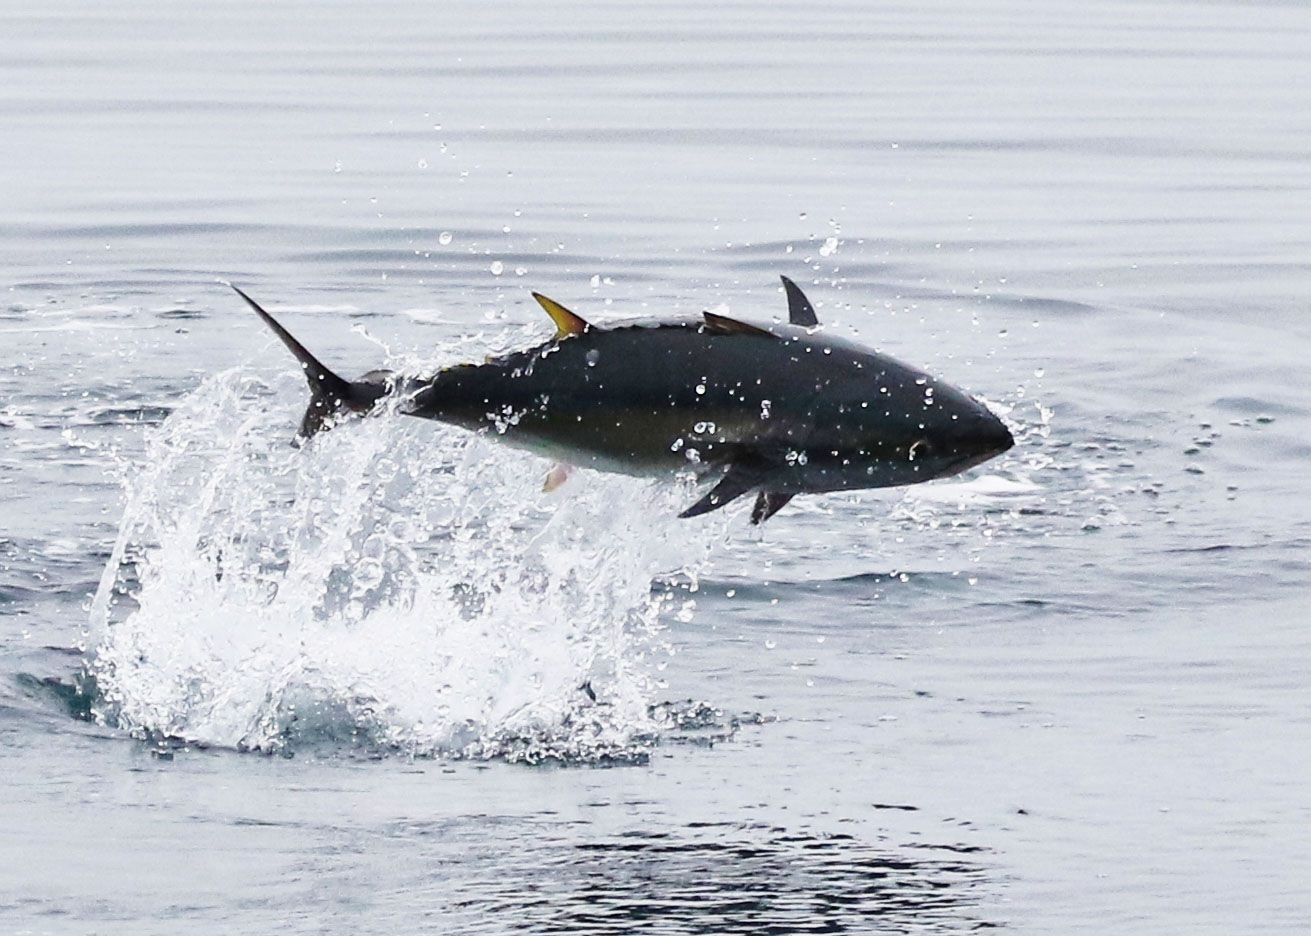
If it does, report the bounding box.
[3,1,1310,932]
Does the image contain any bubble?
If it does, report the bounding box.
[438,231,453,246]
[490,261,504,276]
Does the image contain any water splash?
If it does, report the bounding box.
[88,366,716,761]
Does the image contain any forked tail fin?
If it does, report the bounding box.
[232,285,385,442]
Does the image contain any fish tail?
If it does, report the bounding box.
[231,285,385,443]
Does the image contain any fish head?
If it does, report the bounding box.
[901,385,1014,479]
[784,351,1014,492]
[864,372,1014,485]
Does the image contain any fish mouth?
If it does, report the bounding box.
[937,419,1014,478]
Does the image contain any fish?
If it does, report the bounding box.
[234,277,1013,523]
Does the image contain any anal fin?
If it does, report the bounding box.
[543,462,572,493]
[750,492,794,524]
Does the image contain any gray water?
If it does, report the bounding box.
[4,0,1311,932]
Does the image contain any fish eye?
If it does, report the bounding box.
[908,438,934,461]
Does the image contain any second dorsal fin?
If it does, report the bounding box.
[780,275,819,327]
[701,311,776,339]
[532,292,590,338]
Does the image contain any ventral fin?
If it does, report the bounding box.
[780,275,819,327]
[532,292,590,338]
[701,311,775,339]
[680,461,762,519]
[750,491,794,524]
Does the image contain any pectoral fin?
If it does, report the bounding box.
[750,492,794,524]
[680,461,763,519]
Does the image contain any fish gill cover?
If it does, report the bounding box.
[86,360,721,763]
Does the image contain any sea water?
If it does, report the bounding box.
[3,1,1311,933]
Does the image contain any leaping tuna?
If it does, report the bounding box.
[234,277,1013,523]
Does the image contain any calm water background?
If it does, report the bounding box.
[3,1,1311,933]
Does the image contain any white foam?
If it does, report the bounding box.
[89,366,714,760]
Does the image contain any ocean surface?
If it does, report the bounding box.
[3,1,1310,932]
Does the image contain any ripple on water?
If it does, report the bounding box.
[423,823,994,935]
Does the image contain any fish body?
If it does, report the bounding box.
[235,278,1013,522]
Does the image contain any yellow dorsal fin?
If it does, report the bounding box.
[532,292,590,338]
